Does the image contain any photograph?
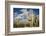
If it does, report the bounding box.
[5,1,45,35]
[13,8,39,28]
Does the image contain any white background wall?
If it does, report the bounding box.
[0,0,46,36]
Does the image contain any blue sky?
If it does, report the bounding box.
[13,8,39,17]
[13,8,39,15]
[13,8,39,20]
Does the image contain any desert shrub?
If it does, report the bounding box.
[26,23,30,27]
[33,16,39,27]
[13,23,25,28]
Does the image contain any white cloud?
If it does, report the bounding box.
[20,8,34,16]
[28,9,34,14]
[14,9,34,17]
[20,9,28,13]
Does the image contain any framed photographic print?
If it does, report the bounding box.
[5,1,45,36]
